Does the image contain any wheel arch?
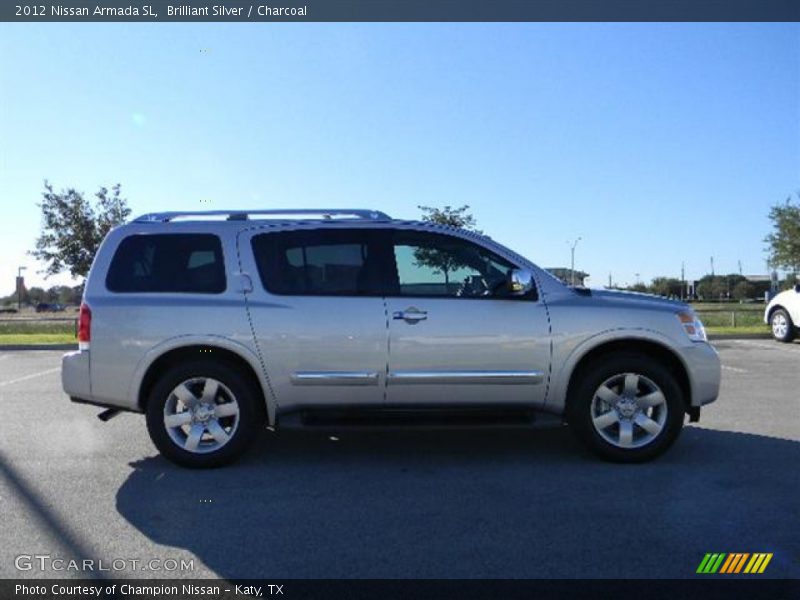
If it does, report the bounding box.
[559,336,692,414]
[767,303,792,324]
[131,336,276,425]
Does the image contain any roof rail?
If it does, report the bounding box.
[133,209,392,223]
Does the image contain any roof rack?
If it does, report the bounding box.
[133,209,392,223]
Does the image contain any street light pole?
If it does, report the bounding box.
[17,266,27,311]
[570,237,582,287]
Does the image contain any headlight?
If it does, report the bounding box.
[677,311,707,342]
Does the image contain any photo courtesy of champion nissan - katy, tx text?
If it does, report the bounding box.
[62,208,721,468]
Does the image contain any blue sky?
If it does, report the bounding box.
[1,22,798,293]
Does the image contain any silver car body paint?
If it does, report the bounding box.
[63,216,721,426]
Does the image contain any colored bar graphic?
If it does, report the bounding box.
[719,554,736,574]
[733,553,750,573]
[697,553,727,573]
[758,554,773,573]
[702,552,773,575]
[697,553,713,573]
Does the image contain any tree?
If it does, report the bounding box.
[732,280,755,301]
[31,181,131,279]
[418,204,481,232]
[650,277,683,298]
[416,205,481,286]
[765,195,800,274]
[27,287,46,305]
[695,274,744,301]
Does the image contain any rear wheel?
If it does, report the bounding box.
[145,360,264,468]
[770,309,796,343]
[567,354,685,462]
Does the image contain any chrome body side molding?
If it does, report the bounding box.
[387,371,545,385]
[291,371,381,386]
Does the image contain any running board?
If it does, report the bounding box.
[278,407,564,430]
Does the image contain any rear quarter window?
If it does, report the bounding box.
[105,234,226,293]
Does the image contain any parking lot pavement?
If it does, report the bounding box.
[0,341,798,580]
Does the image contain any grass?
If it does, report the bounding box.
[0,319,76,345]
[0,320,74,335]
[689,302,764,312]
[0,333,76,345]
[706,325,769,336]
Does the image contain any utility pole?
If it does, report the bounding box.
[569,237,581,286]
[608,273,612,288]
[710,256,715,276]
[681,262,685,300]
[738,260,742,276]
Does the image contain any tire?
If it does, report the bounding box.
[770,308,796,343]
[145,359,264,468]
[566,353,685,463]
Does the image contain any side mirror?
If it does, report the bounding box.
[794,283,800,293]
[508,268,534,296]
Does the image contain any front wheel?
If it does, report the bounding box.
[567,354,685,463]
[145,360,264,468]
[770,309,796,343]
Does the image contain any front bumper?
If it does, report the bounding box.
[682,341,721,407]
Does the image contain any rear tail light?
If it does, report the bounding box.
[77,302,91,350]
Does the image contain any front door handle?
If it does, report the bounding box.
[393,307,428,322]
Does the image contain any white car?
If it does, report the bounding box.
[765,285,800,342]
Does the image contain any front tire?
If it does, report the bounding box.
[567,354,685,463]
[145,360,264,468]
[770,308,796,343]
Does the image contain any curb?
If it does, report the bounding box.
[0,344,77,351]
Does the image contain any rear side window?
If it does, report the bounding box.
[106,234,226,293]
[251,229,381,296]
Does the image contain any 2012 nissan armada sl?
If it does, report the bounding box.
[62,209,721,467]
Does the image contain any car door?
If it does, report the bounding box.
[383,229,551,407]
[239,226,388,411]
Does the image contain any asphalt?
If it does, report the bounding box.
[0,340,798,580]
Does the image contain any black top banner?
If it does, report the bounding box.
[3,0,800,22]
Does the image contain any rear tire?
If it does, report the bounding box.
[566,353,685,463]
[770,308,796,343]
[145,360,264,468]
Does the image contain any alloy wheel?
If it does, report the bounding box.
[162,377,240,454]
[590,372,668,449]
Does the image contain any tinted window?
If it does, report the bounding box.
[252,230,381,296]
[106,234,226,293]
[390,231,517,298]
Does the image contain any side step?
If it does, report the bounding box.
[278,407,564,430]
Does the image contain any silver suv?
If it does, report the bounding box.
[62,209,721,467]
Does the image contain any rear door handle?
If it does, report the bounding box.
[393,308,427,322]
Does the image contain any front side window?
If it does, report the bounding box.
[251,229,381,296]
[389,231,520,298]
[106,234,226,293]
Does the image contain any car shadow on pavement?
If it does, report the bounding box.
[115,425,800,579]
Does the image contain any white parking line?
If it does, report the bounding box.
[723,339,800,353]
[0,367,60,388]
[721,365,747,373]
